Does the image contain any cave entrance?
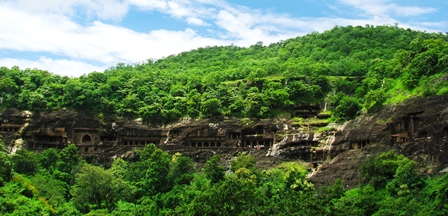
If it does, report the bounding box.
[418,131,428,138]
[82,134,92,143]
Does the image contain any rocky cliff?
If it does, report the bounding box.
[309,96,448,187]
[1,96,447,187]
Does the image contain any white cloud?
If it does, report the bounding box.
[417,21,447,28]
[338,0,436,17]
[0,0,445,77]
[0,57,106,77]
[0,5,226,65]
[128,0,217,22]
[127,0,167,10]
[4,0,130,20]
[186,17,210,26]
[167,1,190,18]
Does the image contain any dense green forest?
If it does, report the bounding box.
[1,139,448,215]
[1,25,447,122]
[1,25,448,215]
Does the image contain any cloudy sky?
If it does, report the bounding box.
[0,0,446,77]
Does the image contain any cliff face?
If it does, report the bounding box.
[1,96,447,187]
[310,96,448,187]
[0,109,288,164]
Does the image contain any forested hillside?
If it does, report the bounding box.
[1,25,447,122]
[1,25,448,215]
[2,141,448,215]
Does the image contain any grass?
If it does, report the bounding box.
[384,79,413,104]
[304,118,330,125]
[277,161,309,175]
[384,72,448,105]
[316,127,332,133]
[265,74,285,81]
[345,187,360,197]
[318,110,332,115]
[291,117,304,125]
[221,79,243,86]
[437,86,448,96]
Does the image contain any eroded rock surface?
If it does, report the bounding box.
[1,96,447,187]
[309,96,448,187]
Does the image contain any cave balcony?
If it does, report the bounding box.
[188,137,226,142]
[243,134,274,140]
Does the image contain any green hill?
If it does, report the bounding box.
[1,25,447,122]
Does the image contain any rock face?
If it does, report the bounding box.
[0,110,287,164]
[309,96,448,187]
[1,96,447,187]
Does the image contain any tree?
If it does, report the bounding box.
[203,155,225,184]
[230,152,256,172]
[0,138,12,183]
[169,155,194,185]
[201,98,222,118]
[386,159,424,196]
[125,144,171,198]
[359,151,420,190]
[38,148,59,174]
[71,163,116,212]
[55,144,81,186]
[187,168,265,215]
[57,144,81,174]
[247,67,267,81]
[11,148,38,176]
[31,174,67,208]
[363,88,386,112]
[332,95,361,122]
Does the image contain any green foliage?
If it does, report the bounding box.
[57,144,81,174]
[359,150,423,191]
[0,180,54,215]
[187,168,264,215]
[201,98,222,118]
[55,144,82,186]
[202,154,225,184]
[31,174,67,209]
[332,95,361,122]
[230,152,256,172]
[71,164,114,212]
[386,159,424,196]
[11,148,39,176]
[1,25,446,122]
[169,155,194,185]
[125,144,171,198]
[0,138,12,183]
[428,173,448,215]
[71,163,133,213]
[1,141,448,215]
[38,148,59,173]
[2,25,448,215]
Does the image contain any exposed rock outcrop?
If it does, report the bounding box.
[1,96,447,187]
[309,96,448,187]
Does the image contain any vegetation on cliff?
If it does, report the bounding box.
[1,25,448,214]
[1,139,448,215]
[1,25,447,122]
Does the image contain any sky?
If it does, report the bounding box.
[0,0,447,77]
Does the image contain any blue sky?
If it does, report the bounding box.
[0,0,446,77]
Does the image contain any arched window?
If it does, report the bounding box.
[82,134,92,143]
